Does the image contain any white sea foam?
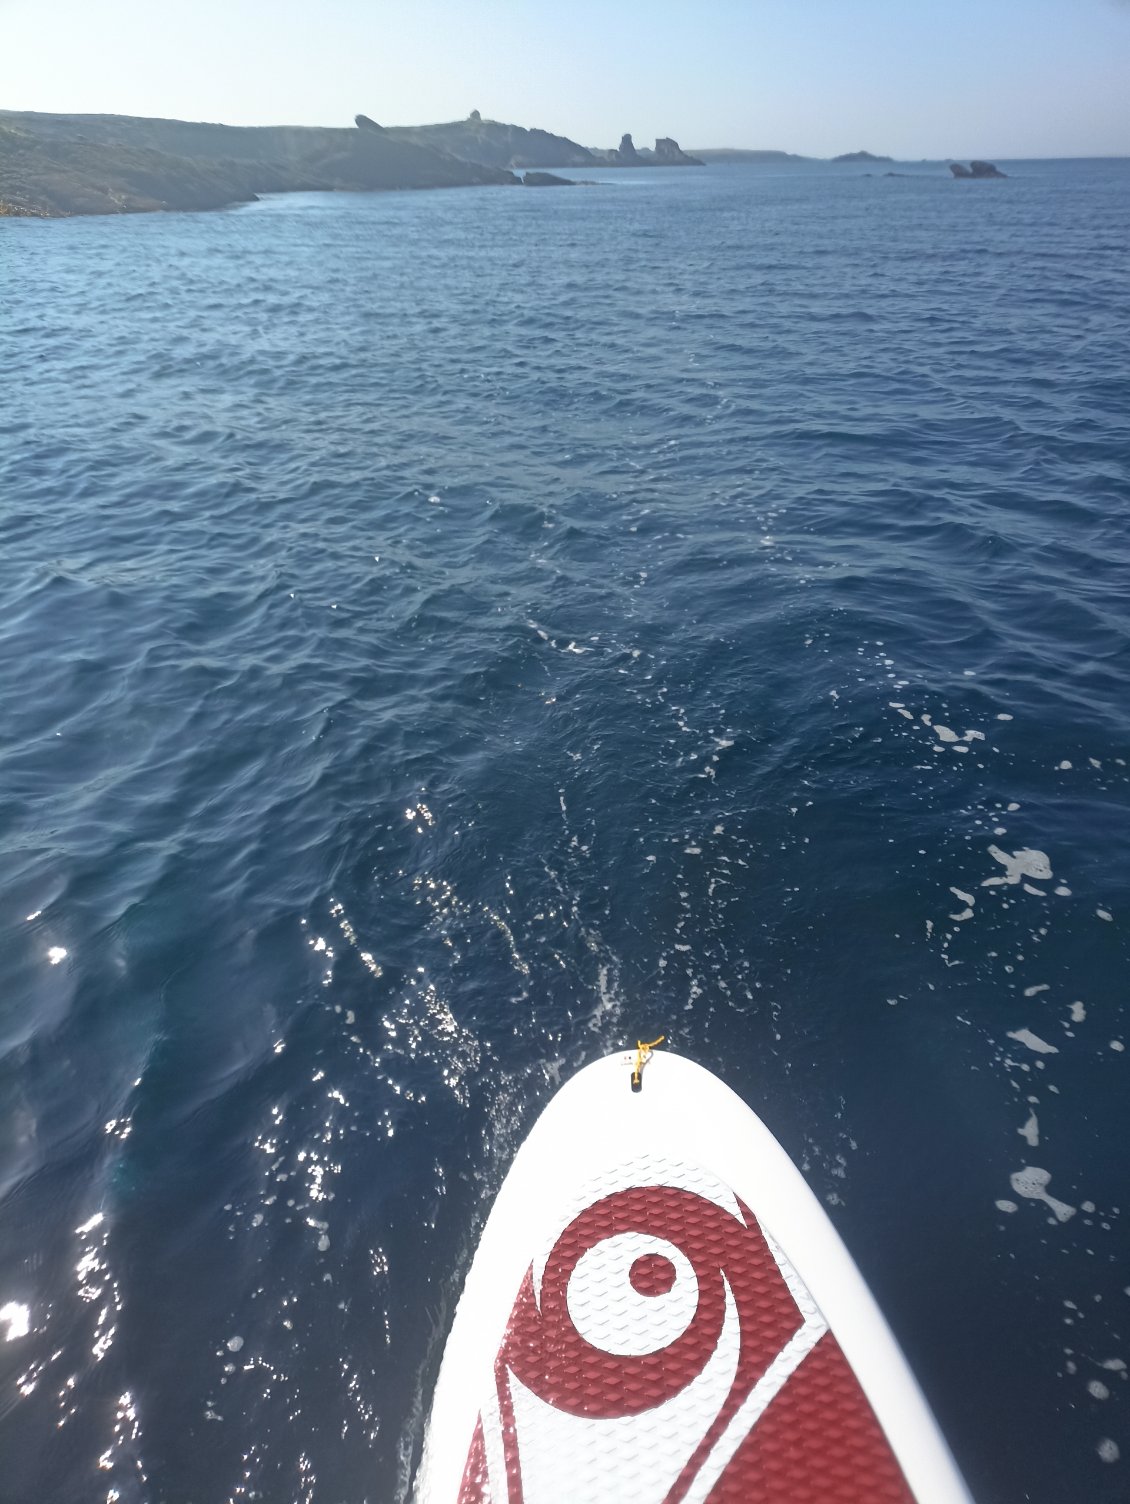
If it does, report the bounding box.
[982,846,1053,887]
[1010,1166,1076,1222]
[1007,1028,1059,1055]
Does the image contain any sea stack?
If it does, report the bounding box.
[653,137,704,166]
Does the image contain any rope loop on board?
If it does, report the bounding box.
[630,1035,665,1093]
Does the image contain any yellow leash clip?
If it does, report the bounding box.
[630,1035,666,1093]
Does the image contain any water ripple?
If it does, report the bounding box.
[1,161,1130,1502]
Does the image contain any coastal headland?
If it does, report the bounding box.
[0,109,1008,219]
[0,110,702,218]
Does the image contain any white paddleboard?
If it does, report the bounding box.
[415,1046,972,1504]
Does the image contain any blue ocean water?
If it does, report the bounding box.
[2,157,1129,1503]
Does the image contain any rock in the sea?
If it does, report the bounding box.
[522,171,574,186]
[833,150,892,163]
[950,160,1006,178]
[587,132,702,167]
[652,137,704,166]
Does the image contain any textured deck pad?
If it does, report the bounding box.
[455,1158,913,1504]
[416,1052,970,1504]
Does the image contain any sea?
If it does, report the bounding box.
[1,157,1129,1503]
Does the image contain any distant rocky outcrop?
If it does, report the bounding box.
[0,110,518,216]
[833,150,893,163]
[522,171,575,186]
[653,137,704,166]
[0,107,704,218]
[950,160,1007,179]
[589,133,703,167]
[691,148,807,163]
[385,115,597,170]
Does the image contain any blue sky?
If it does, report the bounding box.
[2,0,1129,156]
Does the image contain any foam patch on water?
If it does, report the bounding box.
[1008,1028,1059,1055]
[1010,1166,1076,1222]
[982,846,1053,887]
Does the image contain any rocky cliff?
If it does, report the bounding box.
[653,137,702,165]
[0,109,709,218]
[385,113,598,169]
[0,111,517,217]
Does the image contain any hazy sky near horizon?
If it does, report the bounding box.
[2,0,1129,158]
